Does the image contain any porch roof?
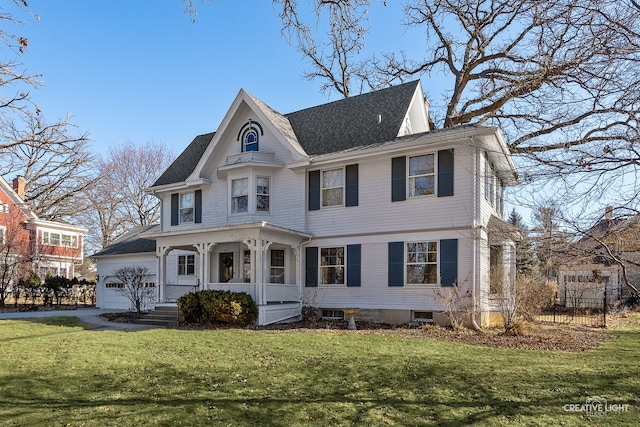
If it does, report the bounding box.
[141,221,312,243]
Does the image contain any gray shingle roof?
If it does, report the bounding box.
[91,224,159,257]
[152,132,215,187]
[150,81,420,186]
[285,80,420,155]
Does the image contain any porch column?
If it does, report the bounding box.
[195,242,216,291]
[243,239,258,304]
[156,246,170,303]
[260,240,273,305]
[293,246,302,302]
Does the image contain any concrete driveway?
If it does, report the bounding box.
[0,308,160,331]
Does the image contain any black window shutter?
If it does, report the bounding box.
[305,247,318,287]
[440,239,458,286]
[388,241,404,286]
[171,193,179,226]
[346,244,361,287]
[194,190,202,224]
[308,170,321,211]
[345,164,359,207]
[438,149,454,197]
[391,157,406,202]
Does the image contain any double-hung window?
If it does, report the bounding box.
[320,247,345,285]
[178,255,195,276]
[256,177,270,212]
[231,178,249,213]
[270,249,285,283]
[180,193,195,223]
[408,154,435,197]
[406,241,438,284]
[322,169,344,207]
[230,175,271,214]
[50,233,60,246]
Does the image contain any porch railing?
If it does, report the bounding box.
[205,282,299,305]
[264,283,298,303]
[164,284,198,303]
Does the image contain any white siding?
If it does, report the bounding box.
[306,144,476,237]
[303,230,474,311]
[96,253,157,310]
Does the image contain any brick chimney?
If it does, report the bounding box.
[12,176,25,198]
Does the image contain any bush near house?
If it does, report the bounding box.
[178,290,257,326]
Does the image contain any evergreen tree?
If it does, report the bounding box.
[508,209,539,276]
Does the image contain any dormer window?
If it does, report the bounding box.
[244,131,258,152]
[237,119,264,152]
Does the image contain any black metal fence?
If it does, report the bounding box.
[537,295,609,328]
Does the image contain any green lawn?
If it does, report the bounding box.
[0,318,637,426]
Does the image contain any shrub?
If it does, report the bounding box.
[178,290,258,326]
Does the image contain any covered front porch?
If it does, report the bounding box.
[144,222,312,325]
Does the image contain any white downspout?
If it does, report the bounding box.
[471,144,482,331]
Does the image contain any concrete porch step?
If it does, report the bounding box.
[137,305,181,327]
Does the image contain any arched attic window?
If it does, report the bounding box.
[237,119,264,152]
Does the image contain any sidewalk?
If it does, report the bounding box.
[0,308,160,331]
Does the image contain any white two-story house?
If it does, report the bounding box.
[94,80,519,326]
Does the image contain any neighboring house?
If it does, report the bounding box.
[558,209,640,308]
[94,80,519,326]
[0,176,87,282]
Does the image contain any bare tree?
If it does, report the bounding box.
[84,142,173,252]
[113,265,155,318]
[0,203,32,307]
[0,119,95,221]
[1,1,94,222]
[276,0,372,97]
[268,1,640,214]
[434,282,473,329]
[561,206,640,297]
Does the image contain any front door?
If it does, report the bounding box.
[219,252,234,283]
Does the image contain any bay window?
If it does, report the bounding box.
[231,178,249,213]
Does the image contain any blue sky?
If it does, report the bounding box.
[14,0,425,158]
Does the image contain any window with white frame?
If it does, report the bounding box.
[406,241,438,284]
[42,231,78,247]
[231,178,249,213]
[320,247,345,285]
[256,176,270,212]
[180,192,195,223]
[230,175,273,214]
[484,152,504,215]
[408,154,435,197]
[270,249,285,283]
[0,226,5,245]
[0,203,8,213]
[50,233,60,246]
[489,245,504,294]
[322,169,344,207]
[178,255,195,276]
